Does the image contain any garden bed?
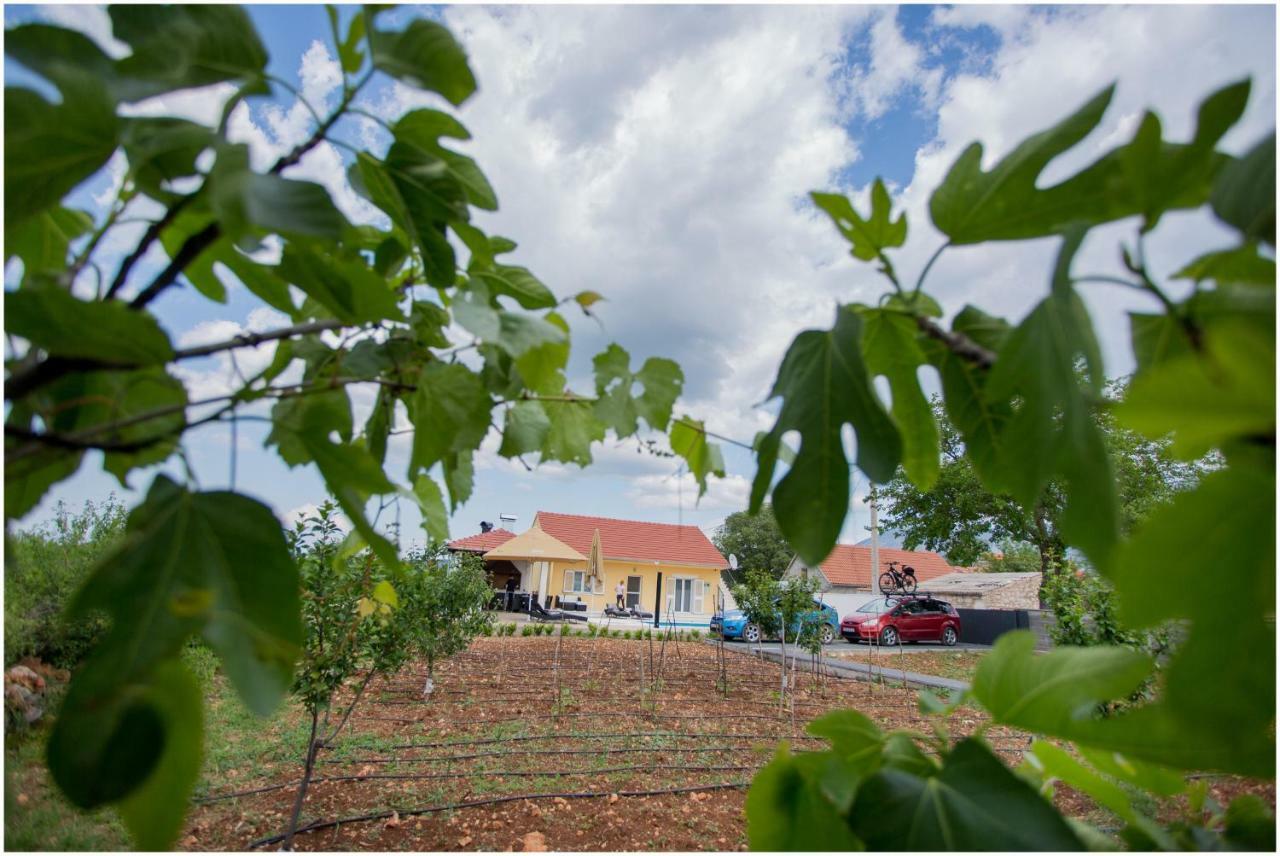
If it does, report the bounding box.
[179,636,1021,850]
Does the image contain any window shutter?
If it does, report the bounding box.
[563,569,573,592]
[693,581,705,614]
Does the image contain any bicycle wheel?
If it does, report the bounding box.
[878,572,896,594]
[901,574,917,594]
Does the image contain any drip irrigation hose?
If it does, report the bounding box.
[246,781,750,849]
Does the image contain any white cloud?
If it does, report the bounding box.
[841,9,944,120]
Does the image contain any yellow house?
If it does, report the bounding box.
[447,511,728,627]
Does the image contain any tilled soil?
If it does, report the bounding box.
[179,637,1031,851]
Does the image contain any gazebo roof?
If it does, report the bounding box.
[484,524,587,563]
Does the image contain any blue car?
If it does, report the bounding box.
[710,598,839,645]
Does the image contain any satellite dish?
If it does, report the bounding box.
[728,554,739,570]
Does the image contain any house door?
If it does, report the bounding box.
[626,576,642,609]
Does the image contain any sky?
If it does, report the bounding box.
[5,2,1276,551]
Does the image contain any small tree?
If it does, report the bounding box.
[730,568,781,652]
[776,575,821,700]
[713,504,794,581]
[401,545,493,695]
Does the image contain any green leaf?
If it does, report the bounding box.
[5,81,120,228]
[6,287,174,366]
[5,23,117,93]
[474,266,557,310]
[1211,132,1275,246]
[1027,742,1148,828]
[212,163,349,242]
[409,475,449,543]
[498,401,552,458]
[266,388,353,467]
[1118,79,1249,232]
[746,747,866,851]
[1222,795,1276,851]
[409,362,492,474]
[1075,747,1185,798]
[1118,319,1274,459]
[303,436,400,570]
[122,117,215,201]
[1173,243,1275,286]
[972,632,1154,739]
[370,18,476,106]
[592,344,684,436]
[4,443,84,522]
[108,5,268,102]
[931,81,1248,243]
[219,249,297,317]
[80,476,302,709]
[277,242,404,324]
[848,738,1084,850]
[351,151,458,287]
[336,7,367,74]
[114,661,204,850]
[860,308,939,490]
[443,449,474,510]
[669,416,725,498]
[541,399,606,467]
[392,109,496,211]
[22,367,188,485]
[806,710,885,774]
[751,306,900,566]
[5,205,93,278]
[1106,465,1275,778]
[1128,312,1194,373]
[812,180,907,262]
[923,305,1012,484]
[983,234,1118,568]
[930,86,1114,244]
[574,290,604,309]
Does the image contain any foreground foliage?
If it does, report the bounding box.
[745,80,1275,848]
[3,6,716,847]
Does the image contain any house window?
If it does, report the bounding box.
[563,569,589,594]
[626,575,642,609]
[667,577,705,614]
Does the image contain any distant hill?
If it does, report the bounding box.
[855,529,905,550]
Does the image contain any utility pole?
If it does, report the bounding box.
[868,484,880,596]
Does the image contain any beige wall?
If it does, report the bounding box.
[543,558,720,617]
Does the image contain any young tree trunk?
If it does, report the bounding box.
[423,656,435,697]
[322,670,375,748]
[283,708,321,851]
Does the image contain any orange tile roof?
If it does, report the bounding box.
[817,545,966,589]
[447,528,516,553]
[534,511,727,568]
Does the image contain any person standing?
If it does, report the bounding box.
[505,575,518,612]
[615,580,626,609]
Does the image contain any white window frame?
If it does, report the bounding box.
[562,569,589,594]
[667,576,705,614]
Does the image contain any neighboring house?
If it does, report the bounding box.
[784,545,969,616]
[447,511,727,626]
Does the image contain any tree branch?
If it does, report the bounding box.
[914,315,997,370]
[173,319,347,360]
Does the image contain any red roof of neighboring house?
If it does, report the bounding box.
[447,528,516,553]
[817,545,965,588]
[534,511,727,568]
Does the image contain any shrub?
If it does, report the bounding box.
[5,496,128,668]
[521,625,534,637]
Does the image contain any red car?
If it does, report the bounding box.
[840,596,962,647]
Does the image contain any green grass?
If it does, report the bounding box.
[5,725,130,851]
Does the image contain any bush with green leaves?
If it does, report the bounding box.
[1,7,724,847]
[745,79,1274,849]
[730,568,782,642]
[5,495,126,668]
